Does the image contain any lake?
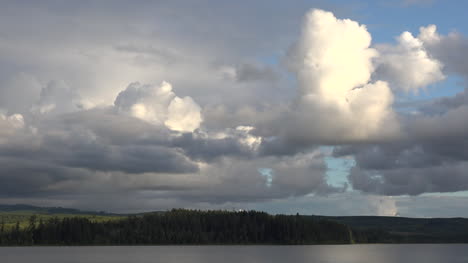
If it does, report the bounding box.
[1,245,467,262]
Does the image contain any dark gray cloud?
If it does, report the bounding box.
[51,143,198,174]
[0,112,199,174]
[0,104,335,206]
[170,132,254,162]
[349,163,468,196]
[421,28,468,79]
[0,158,89,197]
[420,88,468,115]
[334,111,468,195]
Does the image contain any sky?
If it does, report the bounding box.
[1,0,468,217]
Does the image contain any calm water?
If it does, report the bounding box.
[1,245,468,263]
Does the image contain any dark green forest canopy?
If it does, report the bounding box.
[0,209,355,245]
[1,207,468,245]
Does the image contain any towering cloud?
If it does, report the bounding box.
[288,9,378,99]
[263,9,398,147]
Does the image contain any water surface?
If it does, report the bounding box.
[1,244,467,263]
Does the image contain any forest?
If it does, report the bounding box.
[0,209,360,245]
[2,207,468,245]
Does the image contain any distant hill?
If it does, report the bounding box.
[0,204,115,215]
[0,204,124,231]
[315,215,468,243]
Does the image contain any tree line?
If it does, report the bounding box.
[0,209,384,245]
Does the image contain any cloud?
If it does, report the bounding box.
[259,9,399,148]
[367,195,399,216]
[0,73,41,115]
[31,80,93,115]
[335,118,468,196]
[1,2,468,214]
[171,151,335,203]
[0,97,334,205]
[114,81,202,132]
[375,31,445,92]
[114,44,179,65]
[220,63,278,83]
[407,105,468,139]
[349,161,468,196]
[0,113,24,142]
[419,25,468,79]
[170,127,262,162]
[0,115,334,203]
[330,74,468,196]
[287,10,377,97]
[0,110,198,174]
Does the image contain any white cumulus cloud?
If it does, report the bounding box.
[280,9,398,143]
[114,81,202,132]
[375,30,445,92]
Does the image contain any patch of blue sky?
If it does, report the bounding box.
[321,146,356,189]
[401,75,464,100]
[257,54,281,66]
[352,0,468,44]
[394,75,465,113]
[258,168,274,187]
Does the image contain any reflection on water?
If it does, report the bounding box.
[1,245,468,263]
